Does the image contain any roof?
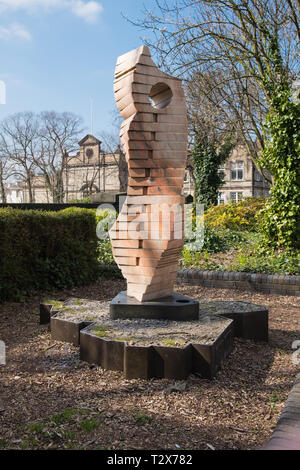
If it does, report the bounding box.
[78,134,101,146]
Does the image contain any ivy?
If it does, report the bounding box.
[192,133,234,208]
[259,31,300,250]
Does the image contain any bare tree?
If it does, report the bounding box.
[36,111,84,202]
[130,0,299,180]
[0,154,18,202]
[99,132,128,193]
[99,107,128,193]
[0,112,39,202]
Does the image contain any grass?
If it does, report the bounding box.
[28,423,45,433]
[162,339,177,347]
[20,436,39,449]
[61,307,76,314]
[78,409,92,415]
[62,430,76,440]
[132,412,153,426]
[80,419,100,432]
[0,440,8,449]
[15,409,99,449]
[93,325,110,338]
[49,409,77,425]
[269,392,285,404]
[114,336,135,342]
[94,331,108,338]
[44,299,64,309]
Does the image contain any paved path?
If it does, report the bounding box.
[265,374,300,450]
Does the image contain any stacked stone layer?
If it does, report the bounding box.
[110,45,188,302]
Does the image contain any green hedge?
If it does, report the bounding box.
[0,207,99,301]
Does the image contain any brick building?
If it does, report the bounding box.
[183,143,270,203]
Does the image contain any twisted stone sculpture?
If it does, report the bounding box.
[110,46,188,302]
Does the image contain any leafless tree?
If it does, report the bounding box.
[129,0,299,182]
[0,112,39,202]
[0,154,18,202]
[99,107,128,193]
[36,111,84,202]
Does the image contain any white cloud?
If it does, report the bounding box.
[0,1,103,23]
[71,1,103,23]
[0,22,31,41]
[0,1,61,12]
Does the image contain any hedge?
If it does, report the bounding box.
[0,203,116,212]
[0,207,99,301]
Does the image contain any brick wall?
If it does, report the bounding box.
[177,269,300,297]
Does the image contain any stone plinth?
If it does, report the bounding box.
[110,291,199,321]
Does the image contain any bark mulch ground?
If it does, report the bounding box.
[0,279,299,450]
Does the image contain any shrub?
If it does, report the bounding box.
[204,197,265,231]
[98,239,114,264]
[185,224,245,253]
[180,248,222,270]
[228,250,300,275]
[0,207,99,301]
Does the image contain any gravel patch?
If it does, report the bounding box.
[55,298,231,347]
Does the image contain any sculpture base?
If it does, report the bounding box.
[110,291,199,321]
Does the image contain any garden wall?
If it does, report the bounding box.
[177,269,300,296]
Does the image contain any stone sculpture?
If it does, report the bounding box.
[110,45,188,303]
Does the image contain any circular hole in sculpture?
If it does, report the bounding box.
[149,82,173,109]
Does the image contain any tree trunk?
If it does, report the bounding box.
[118,151,128,192]
[26,173,34,203]
[0,174,6,203]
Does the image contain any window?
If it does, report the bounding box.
[218,166,226,180]
[230,161,244,180]
[254,168,262,182]
[218,192,225,205]
[230,192,243,203]
[86,148,94,159]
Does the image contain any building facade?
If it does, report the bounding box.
[9,134,122,203]
[183,143,270,203]
[4,139,270,204]
[5,182,24,203]
[63,134,121,201]
[217,144,270,204]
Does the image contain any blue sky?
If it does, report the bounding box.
[0,0,156,137]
